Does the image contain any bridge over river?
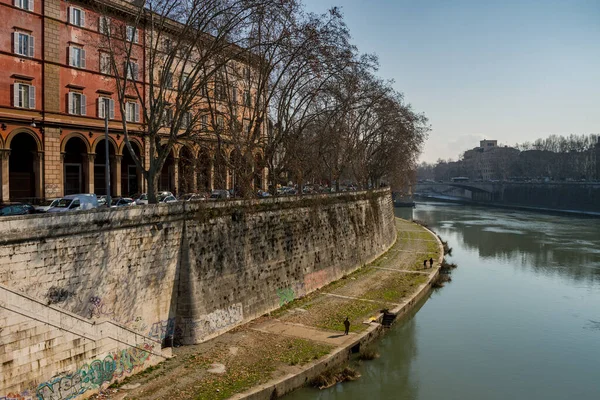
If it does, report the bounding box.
[414,181,600,214]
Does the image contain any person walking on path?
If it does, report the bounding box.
[423,259,428,269]
[429,257,434,268]
[343,317,350,335]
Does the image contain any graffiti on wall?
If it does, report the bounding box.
[148,304,244,342]
[0,391,33,400]
[33,344,153,400]
[277,287,296,306]
[304,269,329,292]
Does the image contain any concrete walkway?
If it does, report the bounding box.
[92,218,442,400]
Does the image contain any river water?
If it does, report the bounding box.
[284,201,600,400]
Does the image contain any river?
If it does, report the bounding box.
[284,201,600,400]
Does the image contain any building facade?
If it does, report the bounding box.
[0,0,265,202]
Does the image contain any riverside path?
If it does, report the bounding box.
[91,218,442,400]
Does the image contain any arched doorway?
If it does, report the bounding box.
[9,131,39,200]
[197,148,211,192]
[159,148,176,193]
[121,142,142,196]
[178,146,196,194]
[94,139,117,196]
[63,136,89,195]
[213,149,227,190]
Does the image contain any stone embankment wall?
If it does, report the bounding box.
[0,189,395,399]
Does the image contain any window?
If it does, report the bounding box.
[163,70,173,88]
[125,101,140,122]
[216,115,224,130]
[13,32,34,57]
[200,115,208,130]
[180,73,190,89]
[99,52,111,74]
[68,92,86,115]
[200,84,208,97]
[99,16,111,35]
[243,66,251,81]
[243,90,251,107]
[163,38,172,52]
[126,61,139,80]
[215,82,226,101]
[126,26,139,43]
[69,6,85,27]
[14,0,33,12]
[181,112,192,129]
[231,87,238,104]
[162,108,173,126]
[13,83,35,109]
[69,45,86,68]
[97,97,115,119]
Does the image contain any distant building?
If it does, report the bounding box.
[479,140,498,151]
[462,139,518,181]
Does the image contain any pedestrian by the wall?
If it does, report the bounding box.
[429,257,434,268]
[423,259,428,269]
[344,317,350,335]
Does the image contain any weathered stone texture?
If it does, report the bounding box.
[0,190,395,399]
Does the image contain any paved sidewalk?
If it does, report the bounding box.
[92,218,441,400]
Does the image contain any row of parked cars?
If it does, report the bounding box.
[0,189,242,217]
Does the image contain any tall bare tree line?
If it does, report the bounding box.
[93,0,428,202]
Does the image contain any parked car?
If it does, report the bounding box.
[110,197,135,207]
[158,194,178,203]
[0,203,36,217]
[135,192,176,205]
[34,198,60,213]
[179,193,208,202]
[97,195,108,207]
[134,193,149,205]
[257,190,271,198]
[209,189,230,200]
[47,194,99,213]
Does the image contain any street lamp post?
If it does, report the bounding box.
[104,98,111,207]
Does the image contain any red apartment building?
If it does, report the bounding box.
[0,0,262,202]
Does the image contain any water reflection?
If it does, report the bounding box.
[284,202,600,400]
[412,202,600,284]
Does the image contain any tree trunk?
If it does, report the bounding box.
[147,170,158,204]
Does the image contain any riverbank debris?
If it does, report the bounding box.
[312,366,361,389]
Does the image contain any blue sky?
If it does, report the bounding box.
[301,0,600,162]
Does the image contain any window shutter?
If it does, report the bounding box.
[134,103,140,123]
[81,94,87,115]
[13,83,20,107]
[69,46,74,66]
[80,10,85,27]
[109,99,115,119]
[13,0,19,8]
[28,0,33,12]
[13,32,18,54]
[29,85,35,109]
[97,98,104,118]
[68,92,74,114]
[68,7,73,24]
[81,49,86,69]
[29,35,34,57]
[133,63,139,80]
[134,29,139,43]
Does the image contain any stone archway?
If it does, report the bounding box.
[197,148,212,192]
[62,135,90,195]
[178,146,196,194]
[159,147,176,194]
[93,138,118,196]
[121,141,143,197]
[7,130,42,201]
